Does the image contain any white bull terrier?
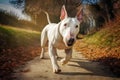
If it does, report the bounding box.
[40,5,83,73]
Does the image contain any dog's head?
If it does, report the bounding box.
[59,5,83,47]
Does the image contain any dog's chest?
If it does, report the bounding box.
[54,44,67,49]
[53,40,67,49]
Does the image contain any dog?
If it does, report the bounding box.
[40,5,83,73]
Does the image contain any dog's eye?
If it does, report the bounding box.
[75,25,78,28]
[64,23,67,26]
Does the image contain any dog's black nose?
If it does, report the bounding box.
[67,38,75,46]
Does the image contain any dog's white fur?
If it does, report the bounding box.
[40,5,83,73]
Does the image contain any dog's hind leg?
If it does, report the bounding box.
[40,28,48,59]
[40,48,45,59]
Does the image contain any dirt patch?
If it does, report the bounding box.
[12,50,119,80]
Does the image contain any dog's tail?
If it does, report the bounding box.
[42,10,51,24]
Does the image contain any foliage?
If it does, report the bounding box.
[9,0,25,9]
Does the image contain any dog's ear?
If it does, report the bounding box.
[76,8,83,22]
[60,5,68,20]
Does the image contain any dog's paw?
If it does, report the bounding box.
[53,69,61,73]
[55,56,62,60]
[55,56,59,59]
[61,59,68,65]
[40,56,44,59]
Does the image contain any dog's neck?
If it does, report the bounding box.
[57,22,63,40]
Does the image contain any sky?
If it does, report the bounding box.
[0,0,10,4]
[82,0,100,4]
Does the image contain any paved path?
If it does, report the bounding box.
[13,50,119,80]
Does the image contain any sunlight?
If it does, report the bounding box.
[0,4,31,21]
[2,25,40,34]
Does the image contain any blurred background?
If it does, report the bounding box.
[0,0,119,33]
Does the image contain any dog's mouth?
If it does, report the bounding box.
[67,38,75,46]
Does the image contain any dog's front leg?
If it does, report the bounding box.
[61,48,72,65]
[48,44,61,73]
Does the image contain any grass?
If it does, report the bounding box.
[0,25,40,50]
[84,23,120,48]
